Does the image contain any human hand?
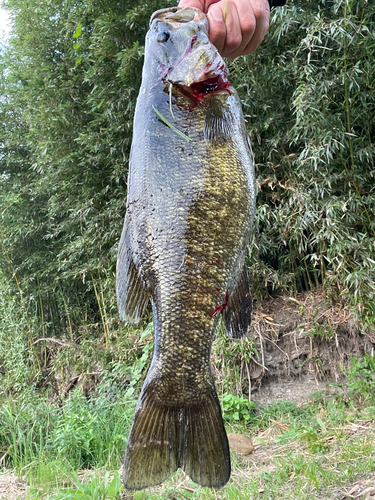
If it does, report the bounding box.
[178,0,270,59]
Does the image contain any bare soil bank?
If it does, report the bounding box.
[247,289,375,405]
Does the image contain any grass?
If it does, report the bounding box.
[1,376,373,500]
[126,396,375,500]
[1,285,374,499]
[0,389,136,478]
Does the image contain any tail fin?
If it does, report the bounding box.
[123,380,230,490]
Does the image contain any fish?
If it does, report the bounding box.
[116,6,256,491]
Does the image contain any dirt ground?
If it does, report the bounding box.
[247,289,375,400]
[332,472,375,500]
[251,374,328,406]
[0,472,27,500]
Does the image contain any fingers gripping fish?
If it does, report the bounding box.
[116,7,256,490]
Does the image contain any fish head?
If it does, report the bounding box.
[146,7,230,97]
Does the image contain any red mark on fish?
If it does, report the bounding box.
[211,289,229,317]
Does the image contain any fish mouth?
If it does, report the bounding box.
[151,7,206,25]
[160,36,231,99]
[189,74,230,97]
[172,67,231,103]
[187,52,230,97]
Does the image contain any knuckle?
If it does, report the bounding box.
[241,14,256,37]
[252,0,270,23]
[213,24,226,39]
[225,33,242,51]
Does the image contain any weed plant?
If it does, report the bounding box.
[0,389,136,473]
[127,364,375,500]
[0,355,370,499]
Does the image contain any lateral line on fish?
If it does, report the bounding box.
[152,105,192,142]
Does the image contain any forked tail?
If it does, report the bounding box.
[123,379,230,490]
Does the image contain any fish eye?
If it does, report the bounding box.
[157,31,170,43]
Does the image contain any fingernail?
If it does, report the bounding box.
[210,6,224,22]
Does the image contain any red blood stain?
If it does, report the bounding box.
[158,34,232,111]
[211,289,229,317]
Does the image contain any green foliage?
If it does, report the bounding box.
[0,273,36,394]
[220,393,255,422]
[229,0,375,324]
[213,322,257,398]
[256,400,310,428]
[0,0,175,348]
[45,472,123,500]
[345,354,375,402]
[27,471,123,500]
[0,396,52,468]
[0,387,136,471]
[122,322,154,399]
[307,320,336,340]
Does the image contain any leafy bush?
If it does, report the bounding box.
[345,355,375,403]
[0,387,135,470]
[231,0,375,323]
[220,393,255,422]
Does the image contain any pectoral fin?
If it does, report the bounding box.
[204,102,235,144]
[222,265,252,339]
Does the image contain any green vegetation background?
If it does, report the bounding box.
[0,0,374,497]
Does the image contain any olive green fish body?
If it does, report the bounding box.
[117,7,255,491]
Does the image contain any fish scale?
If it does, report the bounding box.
[116,6,256,491]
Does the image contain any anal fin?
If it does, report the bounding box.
[222,265,252,339]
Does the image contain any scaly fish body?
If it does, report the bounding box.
[116,7,256,490]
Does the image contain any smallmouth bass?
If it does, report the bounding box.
[116,6,256,490]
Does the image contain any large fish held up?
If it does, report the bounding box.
[116,6,256,491]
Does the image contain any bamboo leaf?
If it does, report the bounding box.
[223,0,228,22]
[73,22,82,38]
[152,105,192,142]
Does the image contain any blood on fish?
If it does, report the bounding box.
[190,76,231,101]
[211,289,229,317]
